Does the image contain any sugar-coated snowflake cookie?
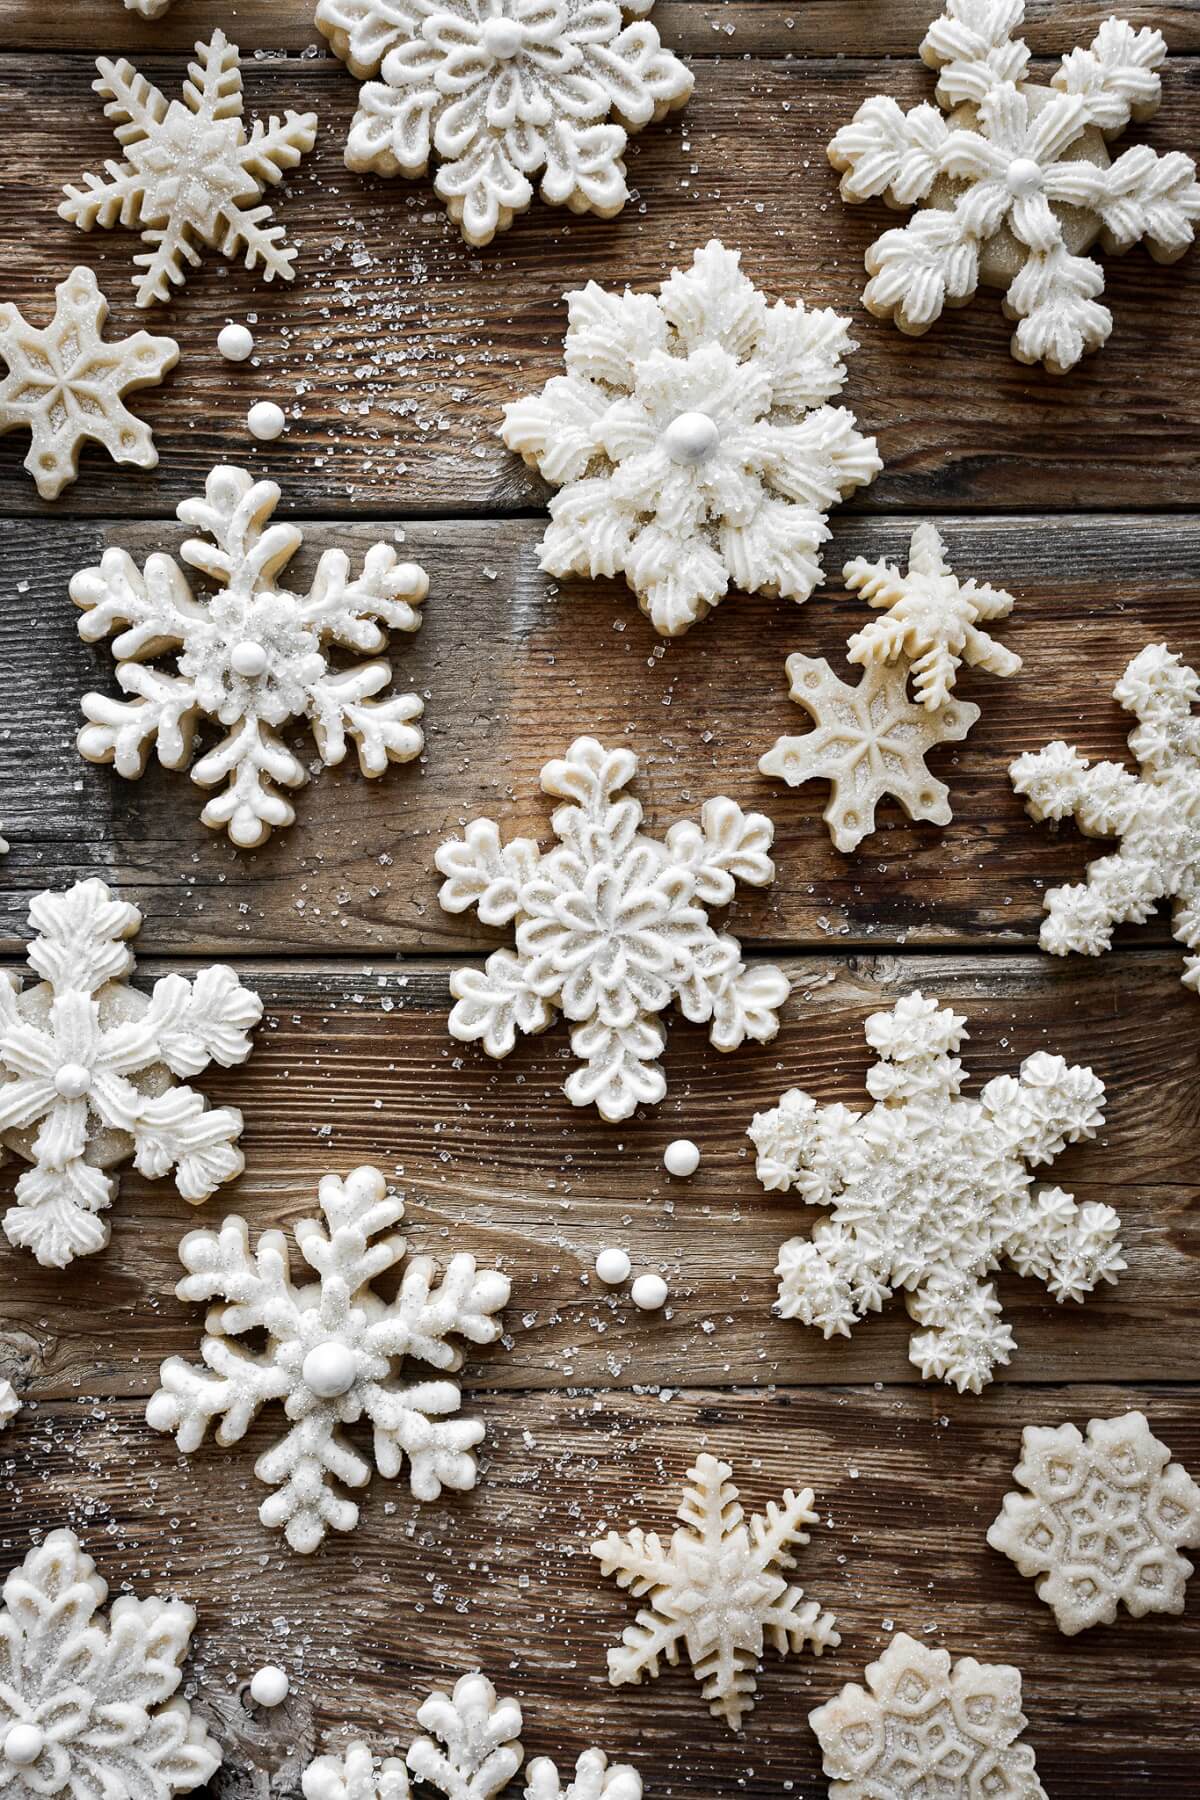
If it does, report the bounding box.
[828,0,1200,372]
[0,1379,20,1431]
[0,879,261,1269]
[74,465,429,849]
[315,0,692,247]
[501,240,881,636]
[988,1410,1200,1634]
[0,1529,221,1800]
[809,1632,1047,1799]
[748,991,1123,1392]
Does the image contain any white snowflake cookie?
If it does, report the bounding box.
[74,465,429,849]
[146,1166,511,1553]
[988,1410,1200,1634]
[592,1452,839,1728]
[0,879,261,1269]
[125,0,174,15]
[501,240,881,636]
[0,1380,20,1431]
[1011,642,1200,995]
[316,0,692,248]
[0,1529,221,1800]
[748,991,1123,1392]
[436,737,789,1122]
[828,1,1200,372]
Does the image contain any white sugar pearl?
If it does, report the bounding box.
[480,15,523,56]
[249,1665,289,1708]
[661,410,719,466]
[631,1273,668,1311]
[230,640,268,678]
[301,1342,357,1398]
[247,400,286,441]
[595,1247,631,1286]
[53,1061,92,1099]
[218,323,255,362]
[664,1139,700,1178]
[3,1724,44,1767]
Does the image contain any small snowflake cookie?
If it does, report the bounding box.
[988,1410,1200,1634]
[592,1451,839,1727]
[0,1379,20,1431]
[501,240,881,636]
[748,991,1123,1392]
[0,1529,221,1800]
[809,1632,1047,1799]
[74,464,429,849]
[828,0,1200,372]
[0,879,261,1269]
[147,1166,511,1553]
[1011,642,1200,994]
[436,737,789,1122]
[60,32,318,307]
[126,0,174,14]
[315,0,692,248]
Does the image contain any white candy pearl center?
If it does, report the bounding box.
[661,411,720,466]
[54,1062,92,1100]
[302,1342,357,1399]
[231,640,268,679]
[1006,157,1043,196]
[480,16,523,57]
[4,1724,45,1767]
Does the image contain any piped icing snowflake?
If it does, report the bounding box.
[592,1452,839,1728]
[146,1166,511,1553]
[316,0,692,247]
[74,464,429,849]
[501,240,881,636]
[747,991,1123,1392]
[1011,643,1200,994]
[435,736,789,1122]
[988,1410,1200,1634]
[0,879,261,1270]
[827,0,1200,372]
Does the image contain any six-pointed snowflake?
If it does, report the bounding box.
[435,736,789,1121]
[60,31,318,307]
[748,990,1124,1392]
[74,464,430,848]
[0,878,261,1269]
[501,239,881,636]
[316,0,693,247]
[146,1165,511,1553]
[828,0,1200,371]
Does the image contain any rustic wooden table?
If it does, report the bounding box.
[0,1,1197,1794]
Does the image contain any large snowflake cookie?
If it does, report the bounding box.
[0,1529,221,1800]
[591,1451,839,1728]
[146,1165,511,1553]
[500,240,881,636]
[988,1410,1200,1634]
[315,0,692,248]
[1011,642,1200,994]
[828,1,1200,372]
[0,879,261,1270]
[809,1632,1047,1799]
[60,31,318,307]
[0,267,178,500]
[74,464,429,849]
[748,991,1123,1392]
[436,736,789,1122]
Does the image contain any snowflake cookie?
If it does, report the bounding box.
[500,240,881,636]
[0,267,178,501]
[592,1451,839,1728]
[0,1380,20,1431]
[125,0,173,14]
[74,464,429,848]
[60,31,318,307]
[748,991,1123,1392]
[1011,643,1200,994]
[436,737,789,1122]
[809,1632,1047,1799]
[0,879,261,1269]
[988,1410,1200,1634]
[0,1529,221,1800]
[315,0,692,248]
[146,1165,511,1553]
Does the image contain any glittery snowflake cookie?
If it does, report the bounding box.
[60,31,318,307]
[0,878,261,1270]
[988,1410,1200,1634]
[0,267,178,500]
[147,1165,511,1553]
[316,0,692,248]
[0,1529,221,1800]
[436,736,789,1122]
[0,1380,20,1431]
[1011,643,1200,994]
[592,1452,839,1728]
[828,1,1200,373]
[74,464,429,849]
[501,240,881,636]
[748,990,1123,1392]
[809,1632,1047,1799]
